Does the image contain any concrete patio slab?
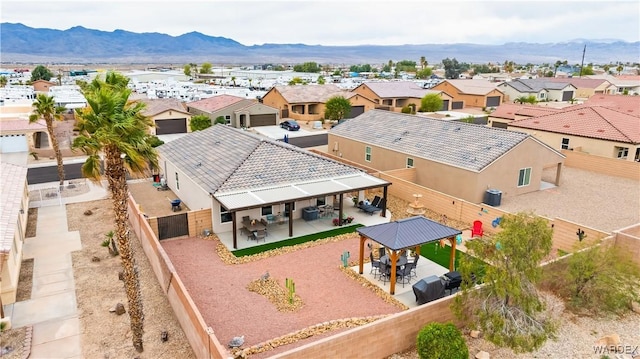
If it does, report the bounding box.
[10,291,77,328]
[32,316,80,345]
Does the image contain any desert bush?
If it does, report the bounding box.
[540,243,640,315]
[416,322,468,359]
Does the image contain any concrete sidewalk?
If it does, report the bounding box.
[3,180,109,358]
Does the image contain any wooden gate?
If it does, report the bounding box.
[157,212,189,240]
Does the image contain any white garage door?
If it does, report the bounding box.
[0,134,28,153]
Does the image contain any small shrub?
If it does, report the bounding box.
[416,322,468,359]
[401,106,412,114]
[148,135,164,147]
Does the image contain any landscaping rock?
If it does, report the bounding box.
[91,256,100,262]
[470,330,481,338]
[475,350,490,359]
[631,301,640,314]
[596,333,620,347]
[161,330,169,342]
[118,271,124,281]
[114,303,126,315]
[83,209,93,216]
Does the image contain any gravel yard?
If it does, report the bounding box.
[499,167,639,233]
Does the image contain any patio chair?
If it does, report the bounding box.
[409,254,420,278]
[375,198,386,210]
[242,216,251,224]
[358,201,382,215]
[369,252,382,278]
[396,264,414,288]
[378,247,386,259]
[253,229,266,243]
[471,220,484,238]
[371,196,381,207]
[379,263,391,284]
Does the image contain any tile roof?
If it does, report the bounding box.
[440,79,501,95]
[0,162,27,253]
[357,216,461,251]
[490,103,560,120]
[544,77,609,88]
[359,81,434,98]
[188,94,250,113]
[583,94,640,116]
[274,84,344,103]
[501,79,575,93]
[139,98,188,116]
[0,119,47,132]
[157,125,368,195]
[509,106,640,144]
[330,110,530,172]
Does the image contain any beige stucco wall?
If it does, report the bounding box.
[509,126,639,162]
[234,103,279,128]
[328,134,563,203]
[1,181,29,305]
[150,110,192,135]
[352,84,382,105]
[261,88,290,118]
[432,83,503,108]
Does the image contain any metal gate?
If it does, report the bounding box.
[157,213,189,240]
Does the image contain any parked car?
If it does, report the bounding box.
[280,120,300,131]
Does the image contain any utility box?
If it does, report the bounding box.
[484,189,502,206]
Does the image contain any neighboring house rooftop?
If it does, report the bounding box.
[273,84,343,103]
[439,79,500,95]
[139,98,188,116]
[490,103,560,120]
[0,119,47,132]
[330,109,531,172]
[500,79,575,93]
[544,77,609,89]
[582,94,640,116]
[358,81,435,98]
[157,125,387,205]
[0,162,27,253]
[188,94,249,112]
[509,106,640,144]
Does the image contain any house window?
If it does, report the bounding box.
[261,206,273,216]
[225,115,231,120]
[518,167,532,187]
[175,172,179,190]
[220,205,232,223]
[538,92,546,99]
[316,197,326,207]
[616,146,629,159]
[561,138,570,150]
[406,157,414,168]
[365,146,372,162]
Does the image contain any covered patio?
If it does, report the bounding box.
[357,216,462,295]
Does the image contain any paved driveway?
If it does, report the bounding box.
[252,125,327,140]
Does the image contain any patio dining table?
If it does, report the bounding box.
[242,220,266,233]
[380,255,408,268]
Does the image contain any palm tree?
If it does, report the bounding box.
[231,76,236,87]
[73,72,158,353]
[616,64,624,75]
[0,75,7,87]
[29,94,66,186]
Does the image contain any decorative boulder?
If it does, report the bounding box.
[115,303,126,315]
[475,351,490,359]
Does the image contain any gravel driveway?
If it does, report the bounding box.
[499,167,639,232]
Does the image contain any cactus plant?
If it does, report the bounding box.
[285,278,296,304]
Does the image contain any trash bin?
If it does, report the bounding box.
[484,189,502,206]
[153,174,160,182]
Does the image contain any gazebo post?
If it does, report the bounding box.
[380,185,388,218]
[358,235,367,274]
[448,237,456,272]
[287,201,293,237]
[232,212,238,249]
[389,250,398,295]
[415,245,421,256]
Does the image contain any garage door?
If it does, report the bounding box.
[562,91,574,102]
[0,134,28,153]
[452,101,464,110]
[347,106,365,119]
[491,121,508,129]
[156,118,187,135]
[486,96,501,107]
[440,100,449,111]
[250,114,277,127]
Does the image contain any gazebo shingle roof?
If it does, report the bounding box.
[358,216,461,251]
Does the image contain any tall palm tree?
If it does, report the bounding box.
[420,56,427,70]
[29,94,66,186]
[73,72,158,353]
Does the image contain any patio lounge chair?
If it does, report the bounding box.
[358,201,382,215]
[371,196,381,207]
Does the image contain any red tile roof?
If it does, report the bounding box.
[510,106,640,144]
[583,94,640,116]
[188,94,247,112]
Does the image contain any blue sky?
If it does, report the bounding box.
[2,0,639,46]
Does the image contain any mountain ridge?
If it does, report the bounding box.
[1,22,638,64]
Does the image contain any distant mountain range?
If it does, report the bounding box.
[2,23,638,65]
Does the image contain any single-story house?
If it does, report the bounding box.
[544,78,611,99]
[156,124,390,247]
[497,79,577,103]
[508,104,640,162]
[587,74,640,95]
[583,93,640,116]
[430,79,504,109]
[186,94,279,128]
[328,110,565,204]
[351,81,453,112]
[32,79,56,93]
[0,119,49,153]
[139,98,192,135]
[488,103,560,128]
[0,161,29,307]
[261,84,377,122]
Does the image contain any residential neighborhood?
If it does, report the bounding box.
[1,13,640,359]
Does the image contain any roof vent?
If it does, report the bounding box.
[453,127,461,131]
[392,137,402,143]
[563,124,570,128]
[533,121,540,124]
[597,129,605,132]
[578,112,585,115]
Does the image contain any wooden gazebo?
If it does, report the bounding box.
[357,216,462,295]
